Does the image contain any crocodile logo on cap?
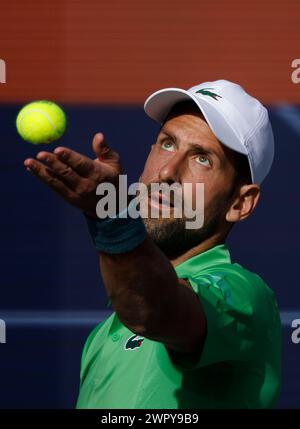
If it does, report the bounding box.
[196,88,222,101]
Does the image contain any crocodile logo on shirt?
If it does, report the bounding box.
[125,335,145,350]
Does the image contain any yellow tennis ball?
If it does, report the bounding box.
[16,100,66,144]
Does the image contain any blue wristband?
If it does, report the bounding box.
[85,202,147,254]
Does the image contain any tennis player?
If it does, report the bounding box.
[24,79,281,408]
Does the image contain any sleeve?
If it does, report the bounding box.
[167,270,259,370]
[79,320,106,386]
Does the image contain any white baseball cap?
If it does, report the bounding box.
[144,79,274,184]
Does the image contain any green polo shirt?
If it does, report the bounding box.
[76,244,282,409]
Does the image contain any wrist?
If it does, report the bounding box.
[84,200,147,254]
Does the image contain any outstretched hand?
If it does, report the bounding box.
[24,133,122,218]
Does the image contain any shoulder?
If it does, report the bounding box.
[186,260,281,344]
[189,260,277,308]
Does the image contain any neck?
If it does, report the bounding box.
[170,232,225,267]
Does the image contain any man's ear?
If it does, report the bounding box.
[226,184,261,223]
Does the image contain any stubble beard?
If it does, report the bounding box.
[142,194,231,260]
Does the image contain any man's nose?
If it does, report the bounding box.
[158,152,185,183]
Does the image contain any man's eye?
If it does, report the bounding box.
[196,154,210,166]
[161,141,175,151]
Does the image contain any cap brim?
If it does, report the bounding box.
[144,88,248,159]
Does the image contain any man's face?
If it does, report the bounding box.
[139,105,238,259]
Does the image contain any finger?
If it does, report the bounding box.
[53,147,95,177]
[36,151,81,189]
[24,158,76,200]
[92,133,105,159]
[93,132,119,162]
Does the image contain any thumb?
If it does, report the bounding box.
[93,132,117,162]
[92,133,122,177]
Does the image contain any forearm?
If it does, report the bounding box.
[99,235,180,336]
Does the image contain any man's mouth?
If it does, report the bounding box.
[148,191,175,210]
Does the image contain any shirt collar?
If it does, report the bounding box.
[174,243,231,278]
